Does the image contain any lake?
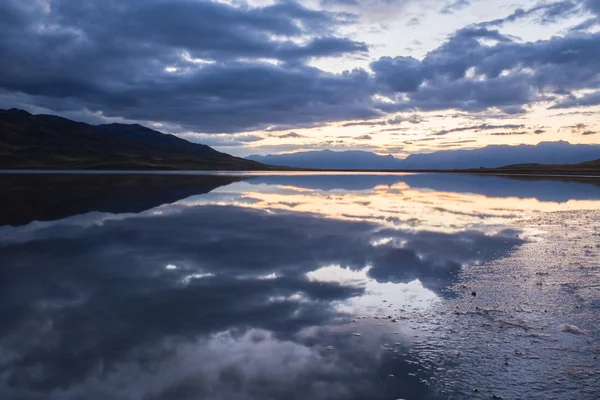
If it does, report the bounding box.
[1,172,599,400]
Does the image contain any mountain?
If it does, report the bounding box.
[401,141,600,169]
[246,142,600,170]
[246,150,401,169]
[0,109,267,170]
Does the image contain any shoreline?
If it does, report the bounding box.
[1,168,600,178]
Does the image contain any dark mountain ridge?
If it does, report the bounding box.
[0,109,266,170]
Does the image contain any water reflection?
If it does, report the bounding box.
[247,173,600,202]
[1,173,599,399]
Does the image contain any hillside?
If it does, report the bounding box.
[0,109,267,170]
[483,158,600,175]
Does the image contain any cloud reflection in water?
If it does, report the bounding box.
[2,173,599,399]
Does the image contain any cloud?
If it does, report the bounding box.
[389,114,423,124]
[180,133,265,147]
[277,132,307,139]
[489,131,529,136]
[476,1,581,28]
[586,0,600,15]
[0,200,524,398]
[319,0,420,19]
[552,90,600,108]
[407,17,420,26]
[342,120,386,127]
[0,0,374,133]
[355,134,372,140]
[559,122,599,135]
[342,114,422,127]
[474,0,600,31]
[371,27,600,114]
[432,123,526,136]
[1,0,600,135]
[440,0,471,15]
[372,56,424,93]
[565,123,588,133]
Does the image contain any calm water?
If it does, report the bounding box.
[1,173,599,400]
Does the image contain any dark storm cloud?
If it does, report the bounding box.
[0,0,374,133]
[370,27,600,114]
[1,0,600,133]
[372,56,425,93]
[552,89,600,108]
[6,0,362,61]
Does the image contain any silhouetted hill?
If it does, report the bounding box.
[0,109,267,170]
[247,142,600,170]
[478,158,600,175]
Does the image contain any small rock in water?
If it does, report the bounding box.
[560,324,588,335]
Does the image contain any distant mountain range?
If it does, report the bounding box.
[2,108,599,172]
[0,109,266,170]
[247,142,600,170]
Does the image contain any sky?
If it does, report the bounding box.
[1,0,599,157]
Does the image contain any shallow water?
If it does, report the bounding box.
[0,173,598,400]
